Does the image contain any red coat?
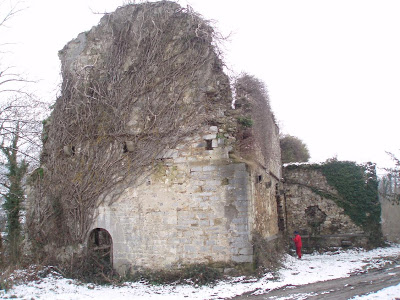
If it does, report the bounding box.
[294,234,302,247]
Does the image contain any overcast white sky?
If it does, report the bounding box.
[1,0,399,172]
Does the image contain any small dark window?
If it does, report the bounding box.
[63,145,76,156]
[123,141,134,153]
[94,229,100,246]
[123,142,128,153]
[205,140,213,150]
[257,175,262,183]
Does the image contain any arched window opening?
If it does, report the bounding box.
[123,142,128,153]
[88,228,113,269]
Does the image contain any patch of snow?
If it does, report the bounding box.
[350,283,400,299]
[282,162,316,167]
[4,244,400,300]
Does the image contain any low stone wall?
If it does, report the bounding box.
[294,234,369,252]
[284,166,368,249]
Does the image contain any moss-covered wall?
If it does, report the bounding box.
[284,160,382,248]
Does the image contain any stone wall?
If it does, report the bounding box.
[92,125,255,273]
[284,166,368,249]
[27,1,284,274]
[379,178,400,243]
[233,75,284,241]
[380,197,400,243]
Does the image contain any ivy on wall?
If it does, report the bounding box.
[322,161,380,233]
[285,160,382,244]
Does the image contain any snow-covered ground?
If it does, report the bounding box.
[2,244,400,300]
[351,283,400,300]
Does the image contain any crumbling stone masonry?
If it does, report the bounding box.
[27,1,284,274]
[380,188,400,243]
[284,166,369,249]
[93,127,257,273]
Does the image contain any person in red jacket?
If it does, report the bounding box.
[293,231,302,259]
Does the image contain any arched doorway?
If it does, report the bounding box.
[88,228,113,269]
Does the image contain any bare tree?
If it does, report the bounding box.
[1,121,28,264]
[0,0,24,27]
[380,152,400,204]
[0,0,44,181]
[0,0,46,265]
[280,134,310,164]
[0,0,31,96]
[0,97,44,160]
[0,0,45,163]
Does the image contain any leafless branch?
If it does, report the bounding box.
[0,0,25,27]
[27,2,229,247]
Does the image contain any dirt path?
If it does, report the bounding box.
[232,264,400,300]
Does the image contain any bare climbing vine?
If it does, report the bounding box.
[27,2,231,250]
[234,74,277,169]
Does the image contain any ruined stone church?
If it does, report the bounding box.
[27,1,283,274]
[27,1,381,275]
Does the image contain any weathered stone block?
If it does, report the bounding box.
[203,134,217,140]
[174,157,187,163]
[190,166,203,172]
[209,126,218,133]
[234,171,249,179]
[203,165,217,171]
[238,248,253,255]
[232,255,253,263]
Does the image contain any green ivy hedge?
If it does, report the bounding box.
[286,160,382,245]
[322,161,380,230]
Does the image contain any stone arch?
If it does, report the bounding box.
[88,228,113,268]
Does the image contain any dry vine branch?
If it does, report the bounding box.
[27,2,231,250]
[234,74,277,168]
[0,0,25,28]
